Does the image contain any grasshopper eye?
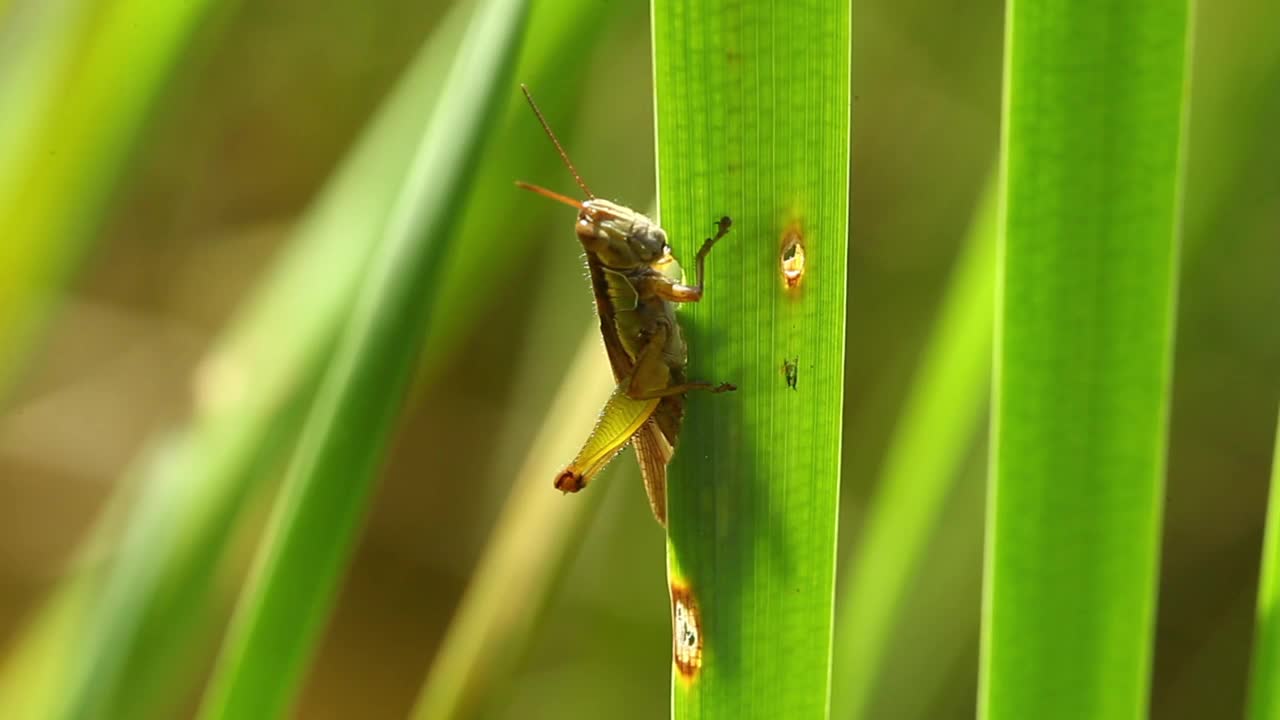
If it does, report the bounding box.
[630,226,668,262]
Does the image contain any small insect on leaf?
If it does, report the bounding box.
[515,85,736,526]
[783,357,799,390]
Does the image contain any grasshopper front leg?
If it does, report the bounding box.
[654,216,732,303]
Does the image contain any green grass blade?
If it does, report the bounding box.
[0,0,229,395]
[832,177,996,719]
[1249,409,1280,720]
[5,1,622,715]
[0,552,99,717]
[652,1,850,716]
[980,1,1192,718]
[861,454,987,720]
[422,0,616,364]
[30,5,479,718]
[195,0,529,716]
[410,324,613,720]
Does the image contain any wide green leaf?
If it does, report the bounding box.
[652,1,851,716]
[981,1,1192,718]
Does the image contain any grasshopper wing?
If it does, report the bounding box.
[634,395,684,526]
[633,421,674,525]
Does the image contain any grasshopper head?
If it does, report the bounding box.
[578,199,669,268]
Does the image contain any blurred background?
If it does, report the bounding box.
[0,0,1276,718]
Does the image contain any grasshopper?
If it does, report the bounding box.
[516,85,734,525]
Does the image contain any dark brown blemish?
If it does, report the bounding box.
[783,357,798,390]
[781,223,806,291]
[670,581,703,682]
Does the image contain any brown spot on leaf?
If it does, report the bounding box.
[781,223,806,291]
[670,581,703,682]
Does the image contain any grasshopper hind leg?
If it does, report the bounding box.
[554,388,659,495]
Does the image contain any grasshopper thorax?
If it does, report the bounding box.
[577,199,669,269]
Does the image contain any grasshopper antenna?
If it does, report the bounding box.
[515,180,583,209]
[521,84,594,199]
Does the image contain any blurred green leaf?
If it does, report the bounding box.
[411,324,613,720]
[862,453,987,720]
[653,0,850,716]
[0,0,228,396]
[980,1,1191,718]
[832,176,996,719]
[35,5,479,718]
[196,0,530,717]
[424,0,613,365]
[0,560,96,717]
[1249,409,1280,720]
[3,0,633,716]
